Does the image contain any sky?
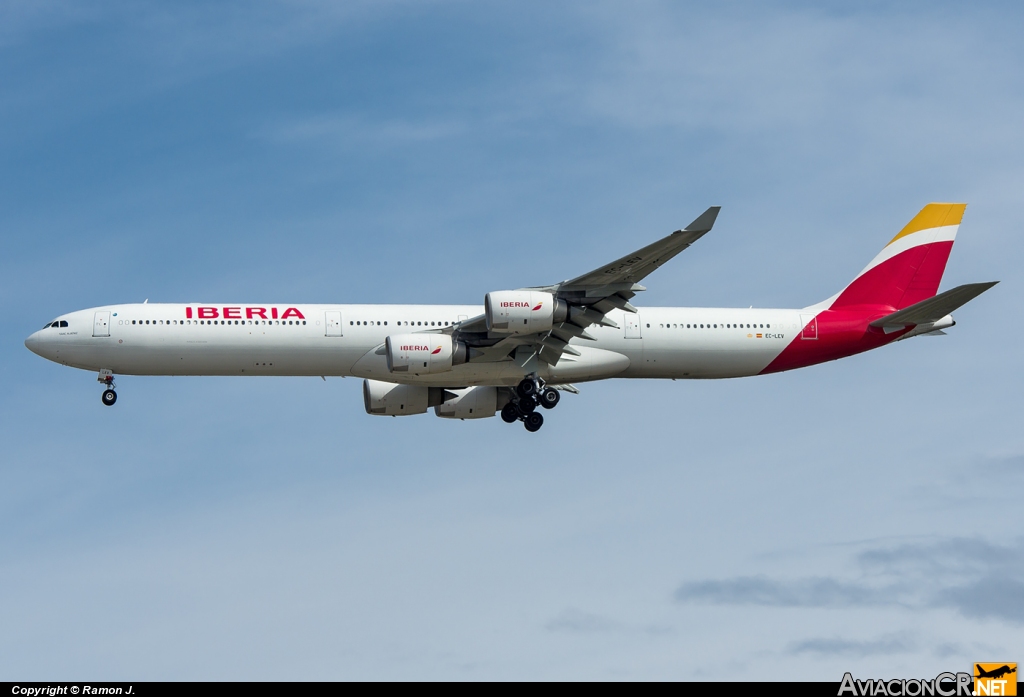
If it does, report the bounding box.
[1,0,1021,680]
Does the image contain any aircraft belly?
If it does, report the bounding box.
[619,339,785,379]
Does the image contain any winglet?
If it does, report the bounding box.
[680,206,721,234]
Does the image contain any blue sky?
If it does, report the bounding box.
[1,0,1021,680]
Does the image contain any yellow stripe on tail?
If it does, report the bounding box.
[887,203,966,246]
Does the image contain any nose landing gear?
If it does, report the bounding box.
[98,369,117,406]
[505,377,563,432]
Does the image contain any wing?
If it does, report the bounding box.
[559,206,721,289]
[448,206,721,367]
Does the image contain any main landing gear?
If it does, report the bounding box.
[501,377,561,432]
[98,370,117,406]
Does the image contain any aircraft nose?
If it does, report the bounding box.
[25,331,44,356]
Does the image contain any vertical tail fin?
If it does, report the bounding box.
[825,203,966,310]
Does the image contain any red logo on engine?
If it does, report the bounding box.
[532,303,543,311]
[431,346,442,355]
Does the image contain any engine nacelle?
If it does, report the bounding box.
[484,290,568,335]
[385,334,468,374]
[434,386,503,420]
[363,379,448,416]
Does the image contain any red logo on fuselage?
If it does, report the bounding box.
[185,307,305,320]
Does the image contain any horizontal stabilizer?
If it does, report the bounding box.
[869,281,998,327]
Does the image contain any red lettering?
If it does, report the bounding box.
[185,307,193,319]
[198,307,219,319]
[223,307,241,319]
[271,307,279,320]
[281,307,305,320]
[246,307,267,319]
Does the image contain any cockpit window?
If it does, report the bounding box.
[45,321,56,328]
[59,321,68,327]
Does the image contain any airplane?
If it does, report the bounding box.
[975,665,1016,680]
[24,203,996,433]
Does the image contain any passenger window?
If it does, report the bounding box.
[350,321,354,325]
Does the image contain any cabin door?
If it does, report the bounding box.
[624,313,642,339]
[93,311,110,337]
[800,314,818,340]
[325,311,343,337]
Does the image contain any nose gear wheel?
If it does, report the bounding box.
[97,370,117,406]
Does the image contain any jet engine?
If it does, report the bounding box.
[484,291,568,335]
[434,386,506,420]
[385,334,468,374]
[363,379,447,416]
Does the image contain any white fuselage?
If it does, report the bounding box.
[25,303,804,386]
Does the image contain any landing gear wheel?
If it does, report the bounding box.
[524,412,544,432]
[516,398,536,414]
[501,403,519,423]
[539,387,560,409]
[516,378,537,400]
[102,389,117,406]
